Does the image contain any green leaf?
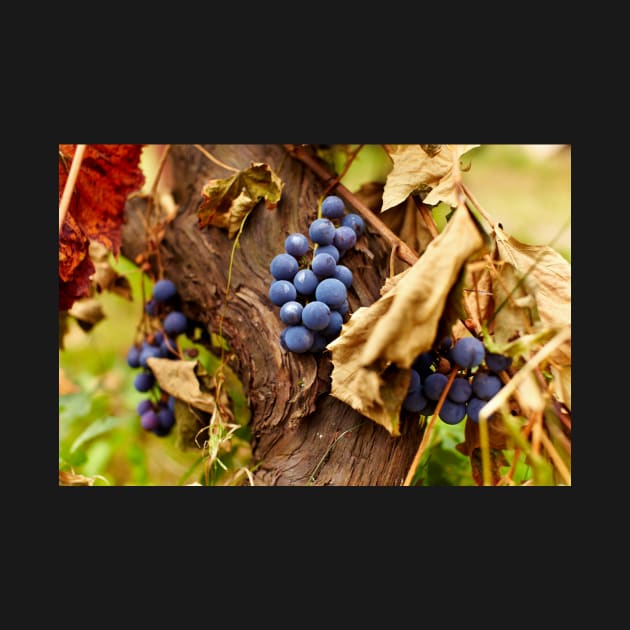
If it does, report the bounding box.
[70,416,123,453]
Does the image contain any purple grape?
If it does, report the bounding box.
[315,277,347,309]
[270,253,299,281]
[311,252,337,278]
[341,213,365,236]
[139,343,161,367]
[157,406,175,431]
[321,195,345,219]
[269,280,297,306]
[309,218,336,245]
[412,352,435,378]
[333,265,353,288]
[136,399,154,416]
[321,310,343,338]
[402,388,428,413]
[284,325,314,353]
[293,269,319,296]
[439,400,467,425]
[167,396,176,412]
[153,330,164,345]
[423,372,448,401]
[163,311,188,336]
[152,279,177,303]
[466,397,487,422]
[140,409,160,432]
[472,372,503,400]
[451,337,485,369]
[134,370,155,393]
[333,226,357,252]
[486,353,513,373]
[448,376,472,403]
[408,369,421,393]
[310,332,328,353]
[159,337,178,358]
[126,345,142,368]
[145,298,159,316]
[279,300,303,325]
[437,336,452,353]
[285,233,310,257]
[302,300,331,331]
[315,244,340,262]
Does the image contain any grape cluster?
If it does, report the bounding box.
[401,335,513,425]
[268,195,365,354]
[126,279,189,437]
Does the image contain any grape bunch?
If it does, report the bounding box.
[401,335,513,426]
[268,195,366,354]
[126,278,190,437]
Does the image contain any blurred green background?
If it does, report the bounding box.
[58,144,571,486]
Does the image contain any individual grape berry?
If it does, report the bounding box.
[167,396,176,412]
[486,352,513,374]
[314,244,340,262]
[315,277,347,309]
[136,399,154,416]
[336,300,349,316]
[439,400,467,425]
[157,405,175,432]
[284,325,314,353]
[139,343,162,367]
[402,388,428,413]
[333,226,357,252]
[341,213,365,236]
[472,372,503,400]
[450,336,485,369]
[437,336,453,353]
[333,265,353,288]
[279,328,289,351]
[134,370,155,393]
[284,233,310,258]
[279,300,304,325]
[412,351,435,378]
[270,253,299,281]
[293,269,319,296]
[145,298,159,316]
[152,279,177,303]
[423,372,448,401]
[308,218,336,245]
[140,409,160,432]
[420,399,437,416]
[153,330,164,345]
[448,376,472,403]
[302,300,331,331]
[466,397,487,423]
[321,310,343,338]
[163,310,188,336]
[311,252,337,278]
[269,280,297,306]
[310,332,328,353]
[321,195,345,219]
[408,369,421,393]
[159,336,178,358]
[126,345,142,368]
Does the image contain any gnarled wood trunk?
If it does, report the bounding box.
[122,144,424,485]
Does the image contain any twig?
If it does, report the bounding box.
[193,144,240,173]
[411,195,440,239]
[284,144,419,267]
[58,144,87,233]
[322,144,364,197]
[463,182,496,229]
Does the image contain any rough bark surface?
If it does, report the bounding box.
[122,144,425,486]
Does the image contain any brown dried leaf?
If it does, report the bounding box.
[381,144,479,211]
[328,205,487,435]
[88,241,132,300]
[198,162,284,238]
[67,298,105,332]
[59,470,100,486]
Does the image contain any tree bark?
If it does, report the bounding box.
[122,144,425,485]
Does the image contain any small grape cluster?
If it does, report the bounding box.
[126,279,189,437]
[401,335,513,425]
[268,195,365,354]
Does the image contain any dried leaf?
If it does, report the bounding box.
[59,212,95,310]
[198,162,283,238]
[59,470,103,486]
[67,298,105,332]
[88,241,132,300]
[328,205,487,435]
[381,144,479,211]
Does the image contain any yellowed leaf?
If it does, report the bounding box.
[381,144,479,211]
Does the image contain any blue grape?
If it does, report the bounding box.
[270,253,299,280]
[408,369,421,393]
[333,265,353,288]
[167,396,176,412]
[321,310,343,338]
[333,226,357,252]
[284,325,314,353]
[439,400,467,425]
[140,409,160,432]
[403,388,428,413]
[293,269,319,296]
[302,301,331,331]
[315,244,340,262]
[159,336,178,358]
[423,372,448,401]
[311,252,337,278]
[157,406,175,431]
[451,336,485,368]
[321,195,345,219]
[309,218,336,245]
[315,277,347,309]
[269,280,297,306]
[437,336,452,353]
[285,233,310,257]
[341,213,365,236]
[336,299,349,316]
[280,300,303,325]
[126,345,142,368]
[137,399,154,416]
[466,397,487,423]
[145,298,159,316]
[163,310,188,336]
[472,372,503,400]
[486,353,512,373]
[310,332,328,353]
[279,328,289,351]
[139,343,161,367]
[152,279,177,303]
[134,370,155,392]
[448,376,472,403]
[412,351,435,378]
[153,330,164,345]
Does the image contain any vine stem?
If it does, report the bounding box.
[194,144,240,173]
[58,144,87,233]
[284,144,419,267]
